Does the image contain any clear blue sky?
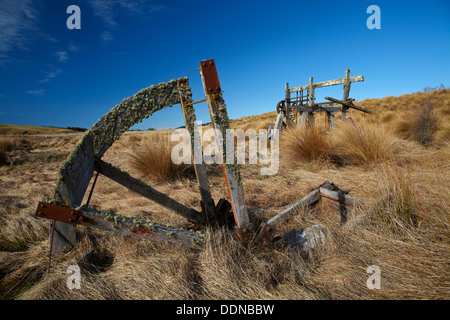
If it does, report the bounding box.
[0,0,449,130]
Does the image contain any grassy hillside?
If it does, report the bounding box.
[0,124,81,135]
[0,88,448,300]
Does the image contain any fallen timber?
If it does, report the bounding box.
[256,181,356,245]
[36,201,205,249]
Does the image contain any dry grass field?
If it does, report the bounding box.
[0,88,448,300]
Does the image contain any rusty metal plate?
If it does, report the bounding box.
[35,202,80,224]
[200,59,221,94]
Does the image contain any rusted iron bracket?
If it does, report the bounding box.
[184,99,207,107]
[35,202,81,224]
[200,60,221,94]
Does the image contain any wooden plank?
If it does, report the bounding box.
[296,106,342,113]
[324,97,372,114]
[274,112,284,131]
[94,159,205,225]
[319,187,355,206]
[50,79,190,254]
[74,205,204,249]
[289,75,364,93]
[52,132,96,254]
[266,189,321,230]
[199,59,250,229]
[177,79,215,221]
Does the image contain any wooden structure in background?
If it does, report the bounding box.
[278,70,371,130]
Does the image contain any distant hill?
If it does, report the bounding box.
[0,124,82,135]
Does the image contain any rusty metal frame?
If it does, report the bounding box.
[35,202,80,224]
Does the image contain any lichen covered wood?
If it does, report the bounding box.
[51,78,191,254]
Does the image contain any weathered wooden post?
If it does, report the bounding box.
[327,111,336,130]
[300,77,315,127]
[307,77,315,126]
[342,69,351,120]
[285,83,291,128]
[177,79,215,221]
[199,59,250,229]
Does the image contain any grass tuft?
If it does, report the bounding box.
[127,132,189,182]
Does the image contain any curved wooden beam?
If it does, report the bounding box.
[50,78,192,254]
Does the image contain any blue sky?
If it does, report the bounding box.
[0,0,449,130]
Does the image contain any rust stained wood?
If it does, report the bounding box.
[94,159,205,225]
[289,75,364,93]
[51,79,190,254]
[177,79,215,220]
[199,59,250,229]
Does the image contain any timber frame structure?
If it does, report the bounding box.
[272,70,372,133]
[35,60,360,261]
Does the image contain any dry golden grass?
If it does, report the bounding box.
[0,88,449,300]
[127,131,190,183]
[280,125,332,162]
[331,120,401,165]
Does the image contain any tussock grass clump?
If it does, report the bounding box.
[127,132,189,182]
[332,120,400,165]
[410,98,439,146]
[368,164,449,238]
[0,137,17,166]
[280,125,332,162]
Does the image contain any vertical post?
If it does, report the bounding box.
[342,69,351,120]
[177,79,215,221]
[285,83,290,128]
[327,112,336,130]
[199,59,250,229]
[307,76,315,127]
[301,76,315,127]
